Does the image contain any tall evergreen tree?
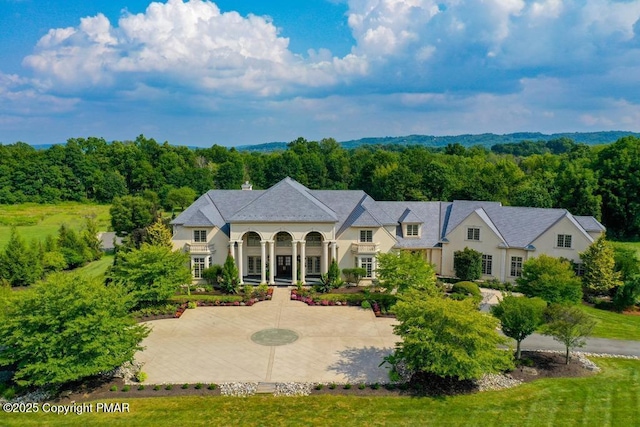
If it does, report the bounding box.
[0,228,39,286]
[580,236,623,299]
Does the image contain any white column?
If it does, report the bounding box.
[291,240,298,285]
[237,240,244,284]
[501,248,507,282]
[322,241,329,274]
[300,239,306,285]
[269,240,275,285]
[260,240,267,284]
[330,241,337,263]
[229,241,236,260]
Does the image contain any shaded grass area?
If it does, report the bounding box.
[579,304,640,341]
[4,359,638,426]
[0,203,111,249]
[73,255,114,279]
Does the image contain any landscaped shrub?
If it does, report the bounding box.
[153,385,161,391]
[121,385,130,392]
[361,300,371,309]
[371,383,380,390]
[315,384,324,390]
[135,371,148,382]
[110,385,118,392]
[169,295,243,304]
[187,301,197,309]
[344,383,352,390]
[165,384,173,390]
[451,281,482,298]
[358,383,366,390]
[483,278,514,291]
[138,385,145,391]
[207,383,217,390]
[181,383,189,389]
[195,383,203,390]
[329,383,337,390]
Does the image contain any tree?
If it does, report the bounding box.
[453,247,483,281]
[491,296,547,359]
[613,276,640,312]
[389,291,513,380]
[109,244,191,307]
[542,304,596,364]
[165,186,197,211]
[144,218,174,248]
[219,254,240,294]
[612,245,640,281]
[376,251,438,294]
[0,273,149,387]
[82,217,103,261]
[342,268,367,287]
[594,136,640,238]
[110,195,156,236]
[58,224,92,268]
[0,228,40,286]
[516,255,583,304]
[580,236,623,299]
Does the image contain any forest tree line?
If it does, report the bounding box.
[0,135,639,238]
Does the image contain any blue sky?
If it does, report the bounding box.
[1,0,640,147]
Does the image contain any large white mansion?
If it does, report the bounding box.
[171,177,604,285]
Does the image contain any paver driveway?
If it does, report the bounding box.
[135,288,398,384]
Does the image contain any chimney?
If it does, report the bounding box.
[241,181,252,191]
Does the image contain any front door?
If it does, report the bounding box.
[276,255,292,278]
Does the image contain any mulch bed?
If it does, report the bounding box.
[508,351,593,382]
[48,351,594,402]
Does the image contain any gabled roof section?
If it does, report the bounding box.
[442,200,502,237]
[229,177,338,223]
[375,201,442,249]
[574,216,606,232]
[171,192,224,228]
[399,208,423,224]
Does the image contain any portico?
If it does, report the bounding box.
[229,230,337,285]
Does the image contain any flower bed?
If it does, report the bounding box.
[290,289,397,316]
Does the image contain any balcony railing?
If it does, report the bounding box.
[350,242,380,254]
[185,243,215,254]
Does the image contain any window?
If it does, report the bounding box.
[557,234,572,248]
[193,230,207,243]
[510,256,523,277]
[247,256,261,275]
[193,257,206,278]
[247,233,261,247]
[306,256,321,274]
[358,257,374,278]
[406,224,420,237]
[276,233,292,247]
[467,227,480,241]
[574,262,586,276]
[360,230,373,243]
[482,254,493,275]
[306,233,322,246]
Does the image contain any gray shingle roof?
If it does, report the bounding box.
[172,178,603,248]
[229,177,338,223]
[574,216,606,232]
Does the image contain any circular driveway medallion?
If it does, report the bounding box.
[251,328,299,346]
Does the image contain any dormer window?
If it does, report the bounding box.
[405,224,420,237]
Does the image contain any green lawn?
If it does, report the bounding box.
[0,202,111,249]
[579,304,640,341]
[612,240,640,257]
[73,255,114,279]
[3,358,638,426]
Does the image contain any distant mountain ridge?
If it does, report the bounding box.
[20,130,640,151]
[237,131,640,152]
